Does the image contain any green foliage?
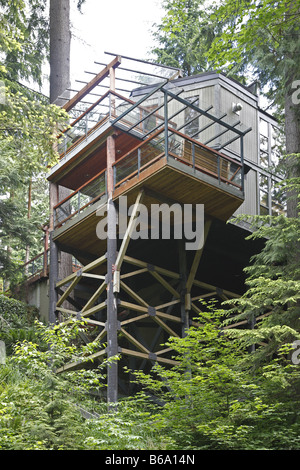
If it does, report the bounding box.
[1,296,299,450]
[126,161,300,450]
[206,0,300,108]
[0,358,87,450]
[0,319,105,450]
[220,156,300,367]
[0,1,69,286]
[0,317,173,450]
[0,295,39,354]
[130,303,300,450]
[83,399,175,450]
[0,0,49,86]
[151,0,218,75]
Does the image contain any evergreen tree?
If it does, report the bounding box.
[206,0,300,216]
[0,0,88,287]
[151,0,218,75]
[224,155,300,365]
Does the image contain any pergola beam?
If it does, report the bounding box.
[63,56,121,112]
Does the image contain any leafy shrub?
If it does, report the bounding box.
[0,294,39,354]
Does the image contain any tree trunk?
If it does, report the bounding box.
[25,178,32,269]
[50,0,71,105]
[49,0,73,312]
[284,84,300,218]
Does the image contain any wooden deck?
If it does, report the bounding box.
[53,151,244,264]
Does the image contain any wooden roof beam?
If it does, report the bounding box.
[63,55,121,113]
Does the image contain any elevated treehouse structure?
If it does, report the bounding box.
[44,53,280,402]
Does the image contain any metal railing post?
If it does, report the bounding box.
[192,142,195,172]
[138,148,141,177]
[113,166,116,191]
[85,113,88,139]
[240,136,245,193]
[164,91,169,161]
[64,136,67,156]
[109,93,112,121]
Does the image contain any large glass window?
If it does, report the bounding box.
[259,118,269,169]
[259,174,269,215]
[259,117,282,171]
[259,173,286,216]
[260,148,269,169]
[258,116,285,215]
[184,96,199,138]
[271,124,284,172]
[271,179,286,216]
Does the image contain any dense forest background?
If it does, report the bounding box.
[0,0,299,450]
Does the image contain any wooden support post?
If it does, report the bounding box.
[42,225,49,277]
[106,135,118,407]
[114,190,145,274]
[49,232,58,325]
[186,219,212,294]
[56,271,82,308]
[178,240,189,338]
[109,67,116,92]
[107,135,116,197]
[107,197,118,407]
[49,182,58,231]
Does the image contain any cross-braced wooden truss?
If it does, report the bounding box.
[54,191,241,398]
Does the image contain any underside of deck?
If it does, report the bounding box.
[52,155,244,263]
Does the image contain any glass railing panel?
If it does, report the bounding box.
[24,252,47,278]
[57,94,112,157]
[54,171,106,228]
[227,162,242,186]
[166,130,243,189]
[114,152,138,186]
[55,192,79,226]
[140,140,165,167]
[168,132,184,158]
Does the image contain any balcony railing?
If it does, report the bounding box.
[23,250,49,279]
[112,127,243,191]
[56,89,168,158]
[54,127,243,230]
[54,169,107,228]
[23,250,81,280]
